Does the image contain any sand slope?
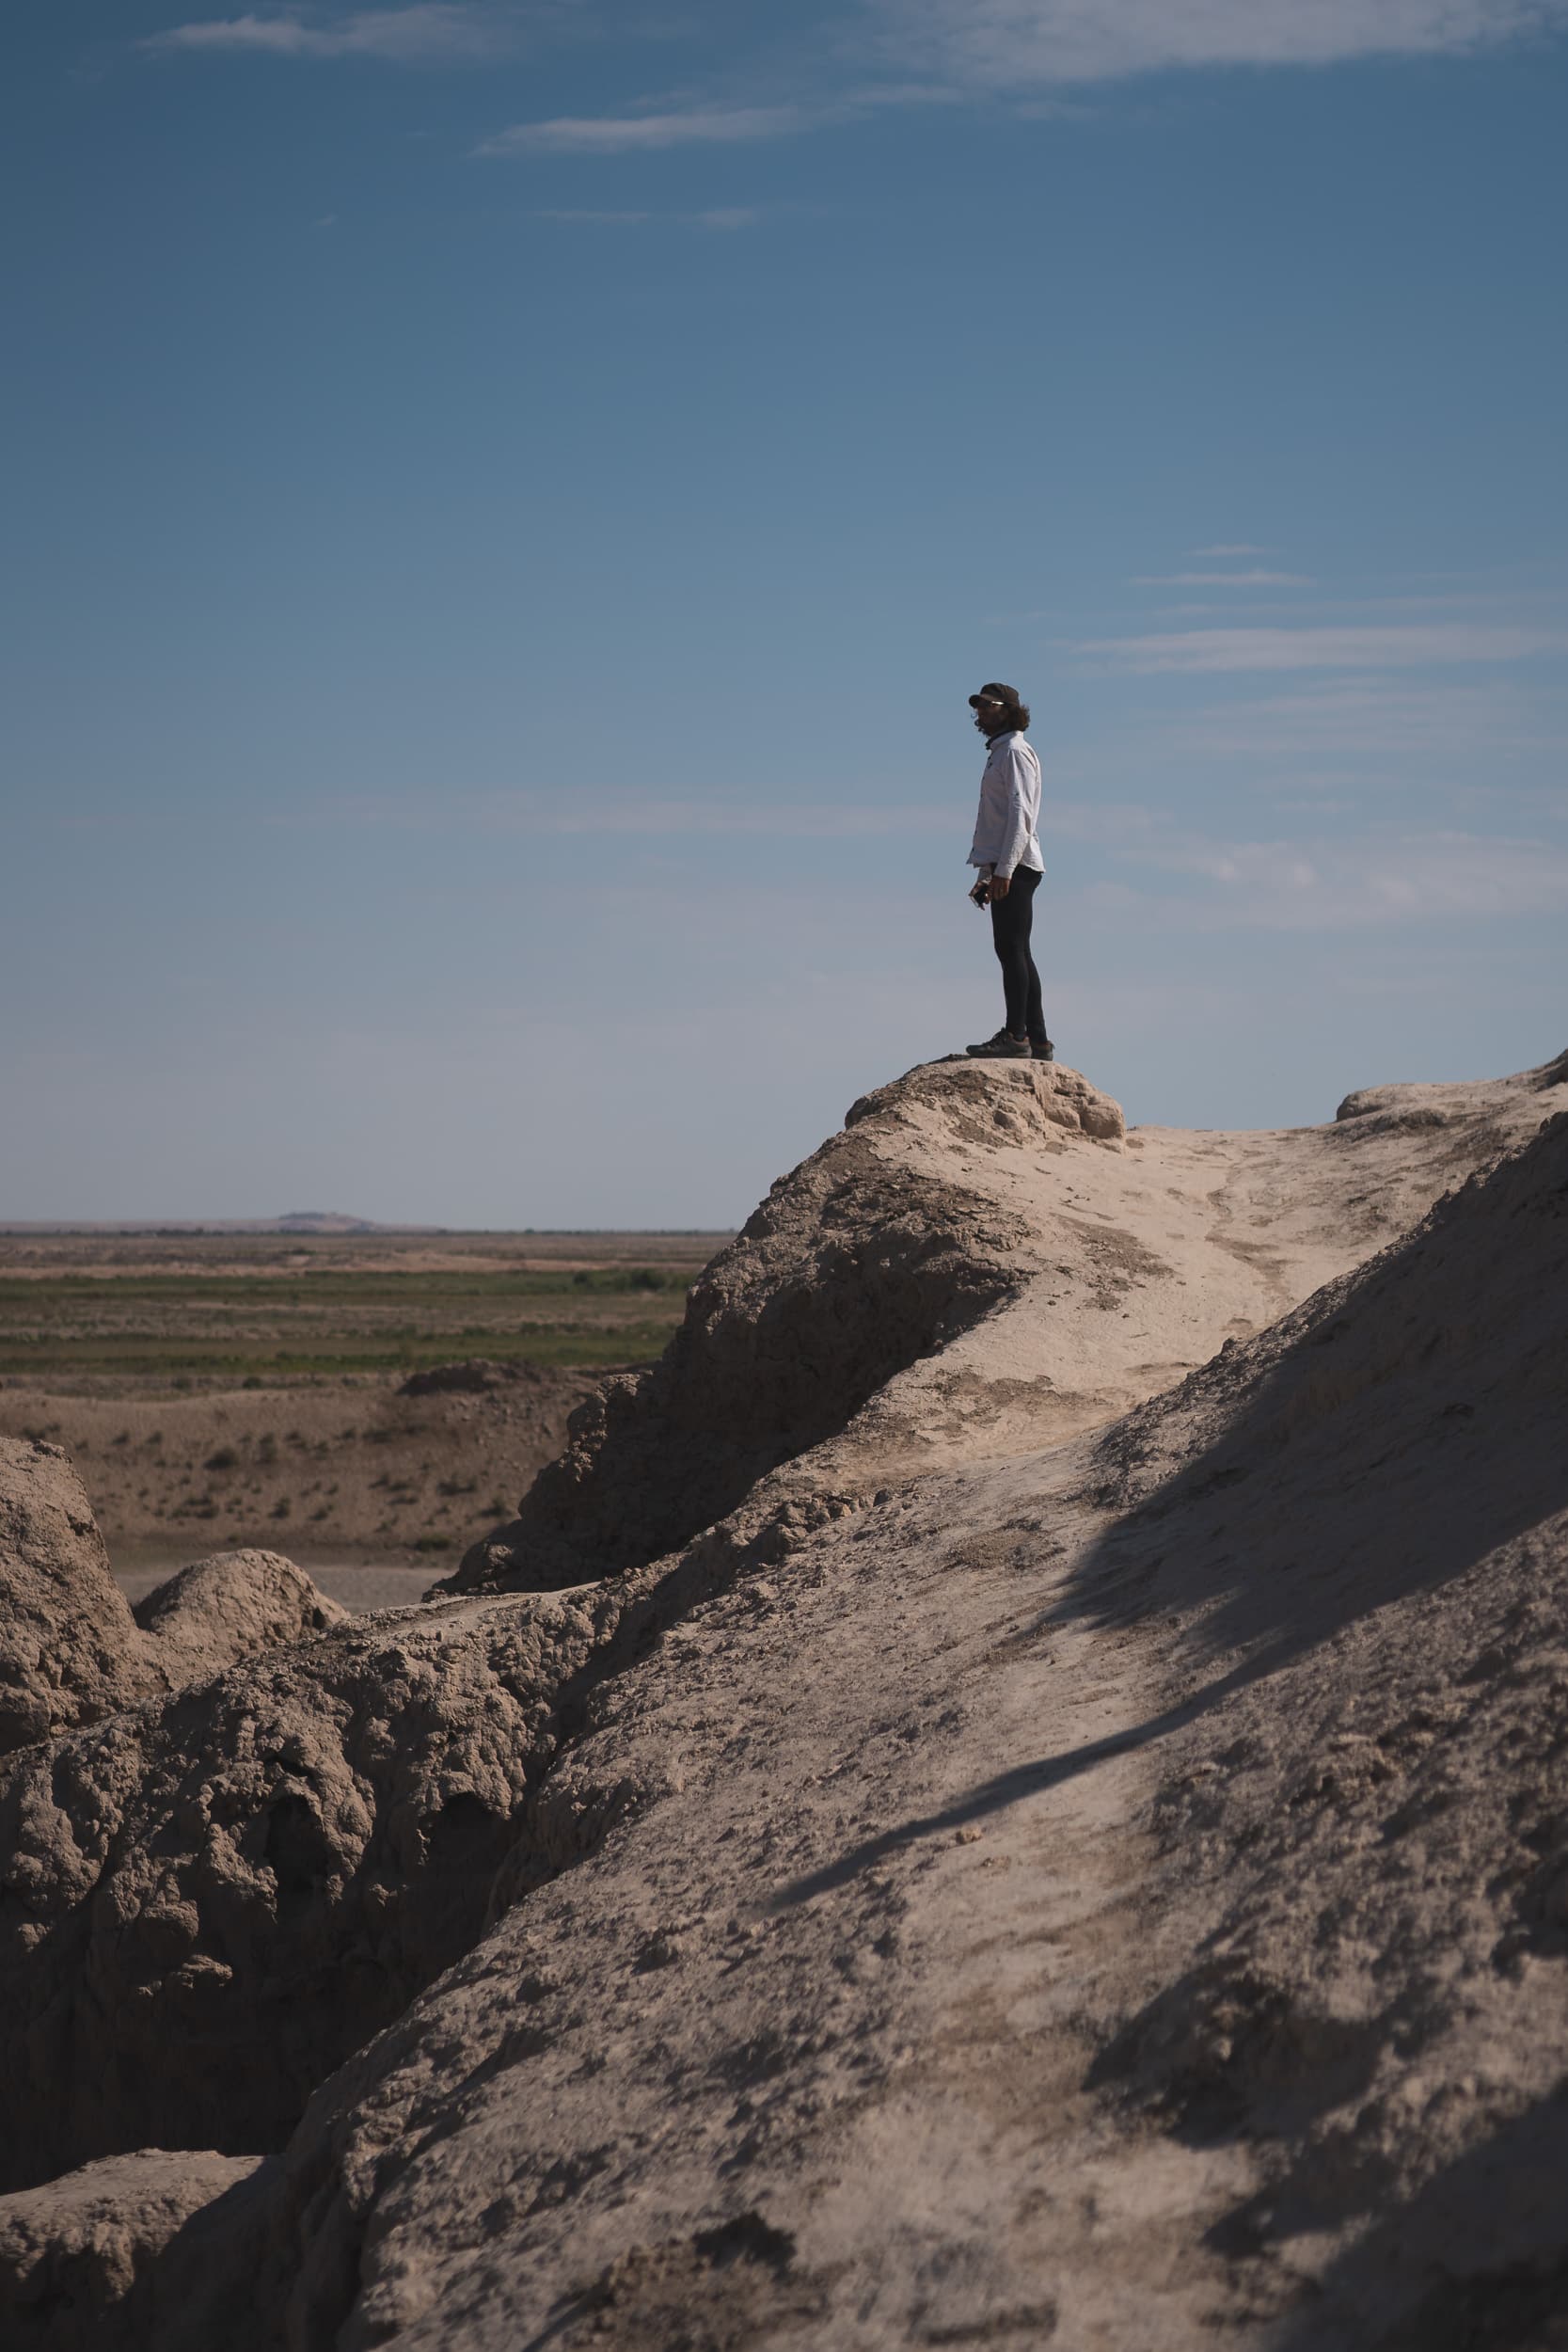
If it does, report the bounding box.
[1,1048,1565,2348]
[445,1054,1560,1599]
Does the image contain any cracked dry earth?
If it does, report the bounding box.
[2,1047,1567,2351]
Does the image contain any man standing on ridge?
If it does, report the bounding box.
[963,682,1053,1062]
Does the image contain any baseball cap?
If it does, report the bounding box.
[968,682,1022,709]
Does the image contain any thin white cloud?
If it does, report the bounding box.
[151,0,1568,116]
[1210,832,1568,930]
[1127,586,1568,622]
[867,0,1568,88]
[1194,543,1271,557]
[477,82,973,157]
[1132,570,1313,588]
[1049,807,1568,929]
[479,105,803,154]
[1165,675,1568,761]
[1072,625,1568,675]
[146,4,514,59]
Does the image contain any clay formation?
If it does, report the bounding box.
[1,1049,1565,2348]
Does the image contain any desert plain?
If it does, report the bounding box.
[1,1043,1566,2348]
[0,1227,727,1608]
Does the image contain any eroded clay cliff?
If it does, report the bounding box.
[2,1050,1565,2350]
[1,1438,351,1765]
[0,1439,155,1756]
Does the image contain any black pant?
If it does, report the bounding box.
[990,866,1048,1043]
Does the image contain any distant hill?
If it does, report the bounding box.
[275,1214,379,1234]
[0,1216,403,1237]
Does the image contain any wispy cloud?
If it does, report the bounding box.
[1072,624,1568,675]
[479,105,804,155]
[146,4,517,60]
[1194,543,1271,558]
[477,78,977,156]
[866,0,1568,89]
[1164,675,1568,762]
[149,0,1568,118]
[1051,807,1568,930]
[1132,570,1313,588]
[1216,831,1568,929]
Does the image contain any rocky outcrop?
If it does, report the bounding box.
[0,1584,632,2189]
[0,1440,155,1756]
[435,1065,1127,1597]
[1334,1041,1568,1124]
[0,2153,262,2352]
[439,1050,1568,1599]
[50,1101,1560,2352]
[131,1550,348,1685]
[6,1055,1568,2350]
[847,1054,1126,1148]
[0,1065,1136,2185]
[1,1433,354,1762]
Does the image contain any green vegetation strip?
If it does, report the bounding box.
[0,1266,698,1378]
[0,1266,699,1304]
[0,1329,679,1376]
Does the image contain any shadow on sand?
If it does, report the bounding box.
[775,1109,1568,1911]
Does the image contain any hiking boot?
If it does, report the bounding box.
[965,1030,1030,1059]
[1032,1040,1055,1063]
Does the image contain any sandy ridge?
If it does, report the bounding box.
[0,1047,1564,2348]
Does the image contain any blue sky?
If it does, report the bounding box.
[4,0,1565,1225]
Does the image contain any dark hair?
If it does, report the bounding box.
[973,681,1031,731]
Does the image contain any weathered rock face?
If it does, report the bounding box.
[1,1433,356,1762]
[6,1055,1568,2352]
[0,1066,1133,2189]
[0,2153,262,2352]
[846,1055,1126,1149]
[0,1440,154,1756]
[131,1550,349,1686]
[1335,1042,1568,1126]
[84,1104,1568,2352]
[440,1049,1568,1599]
[0,1587,623,2191]
[436,1066,1122,1597]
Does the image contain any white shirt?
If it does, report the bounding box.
[968,729,1044,879]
